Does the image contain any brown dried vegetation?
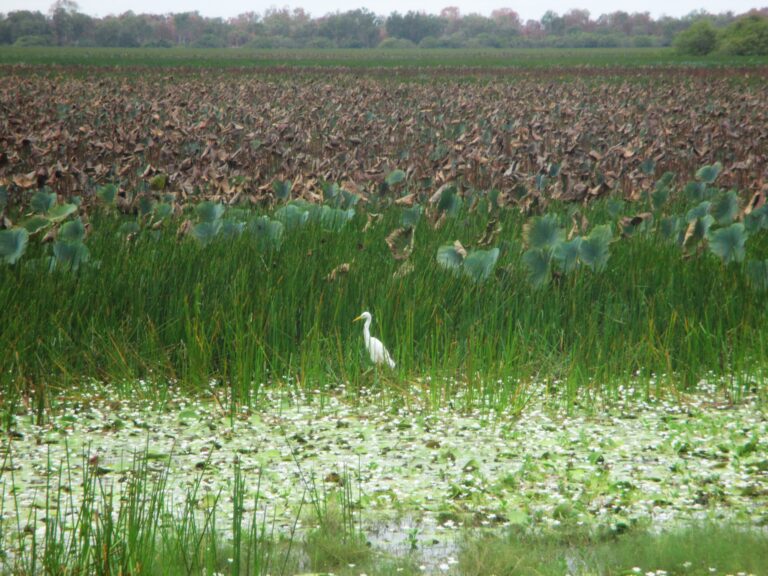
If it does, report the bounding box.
[1,68,767,208]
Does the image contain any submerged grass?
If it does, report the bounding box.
[1,200,766,409]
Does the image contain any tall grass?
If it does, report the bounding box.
[1,201,766,409]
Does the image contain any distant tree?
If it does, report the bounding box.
[674,19,718,55]
[0,10,50,44]
[318,9,380,48]
[386,11,444,44]
[719,14,768,55]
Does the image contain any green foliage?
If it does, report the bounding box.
[401,205,422,227]
[248,215,284,250]
[712,190,739,225]
[385,169,406,187]
[674,20,719,55]
[578,225,612,271]
[436,185,462,217]
[96,183,118,204]
[695,161,722,184]
[47,203,78,222]
[522,247,551,287]
[436,244,464,272]
[463,247,499,282]
[0,227,29,264]
[709,223,747,264]
[553,237,582,273]
[195,201,225,223]
[272,179,292,201]
[747,259,768,290]
[523,214,564,252]
[719,15,768,56]
[30,189,57,214]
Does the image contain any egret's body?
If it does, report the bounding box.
[353,311,395,369]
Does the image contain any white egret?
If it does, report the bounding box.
[353,311,396,369]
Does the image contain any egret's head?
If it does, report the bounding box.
[353,311,371,323]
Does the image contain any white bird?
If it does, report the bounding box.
[353,311,396,369]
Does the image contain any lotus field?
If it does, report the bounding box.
[1,52,768,575]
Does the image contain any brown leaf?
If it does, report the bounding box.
[477,217,501,247]
[385,227,415,261]
[325,263,350,282]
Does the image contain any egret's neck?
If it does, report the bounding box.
[363,317,371,347]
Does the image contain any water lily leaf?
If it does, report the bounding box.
[191,221,222,245]
[522,248,551,288]
[553,237,582,273]
[579,225,612,271]
[463,247,499,283]
[746,259,768,291]
[437,243,464,272]
[401,205,422,228]
[0,227,29,264]
[385,169,406,187]
[712,191,739,225]
[58,218,85,243]
[96,183,117,204]
[52,240,89,271]
[21,215,51,235]
[272,179,292,201]
[47,203,77,223]
[686,201,712,223]
[196,201,224,224]
[30,190,57,215]
[709,223,747,264]
[153,202,173,222]
[695,162,722,184]
[523,214,564,252]
[318,205,354,231]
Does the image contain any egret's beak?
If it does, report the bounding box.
[352,315,363,323]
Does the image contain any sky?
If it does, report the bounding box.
[1,0,764,21]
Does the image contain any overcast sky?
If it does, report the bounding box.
[2,0,764,20]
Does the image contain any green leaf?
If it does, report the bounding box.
[522,248,551,288]
[747,260,768,291]
[340,190,359,210]
[248,216,284,250]
[685,181,711,202]
[686,201,711,223]
[712,191,739,225]
[553,237,582,273]
[47,203,77,223]
[153,202,173,221]
[695,162,722,184]
[21,215,52,235]
[523,214,564,252]
[317,206,354,231]
[52,240,89,271]
[59,218,85,243]
[744,204,768,233]
[137,195,155,216]
[401,205,422,227]
[606,198,624,219]
[709,223,747,264]
[463,248,500,283]
[0,228,29,264]
[220,220,245,237]
[639,158,655,175]
[196,201,225,224]
[96,183,117,204]
[385,169,406,187]
[149,173,168,191]
[651,187,669,211]
[437,185,462,217]
[660,216,681,240]
[30,190,57,215]
[191,221,222,245]
[436,244,464,272]
[579,225,612,271]
[272,179,292,201]
[119,221,141,236]
[655,171,675,191]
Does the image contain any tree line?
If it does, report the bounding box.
[1,1,767,52]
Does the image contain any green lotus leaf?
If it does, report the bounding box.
[52,240,89,271]
[96,183,117,204]
[523,214,564,252]
[401,205,422,227]
[522,248,552,288]
[191,221,222,245]
[30,189,57,215]
[58,218,85,243]
[579,225,612,271]
[436,244,464,273]
[712,191,739,225]
[196,201,225,224]
[385,169,406,187]
[686,201,712,223]
[21,215,52,235]
[709,223,747,264]
[695,162,722,184]
[747,259,768,291]
[463,247,500,283]
[437,185,462,217]
[47,203,77,223]
[553,237,582,273]
[0,227,29,264]
[272,179,292,201]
